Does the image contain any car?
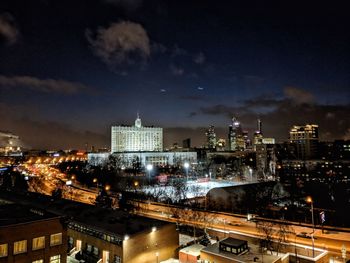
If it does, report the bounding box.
[296,232,314,239]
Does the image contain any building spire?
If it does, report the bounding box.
[135,112,142,128]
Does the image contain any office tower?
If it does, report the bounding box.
[205,125,216,149]
[111,115,163,153]
[182,138,191,149]
[228,117,245,151]
[257,118,262,133]
[289,124,319,159]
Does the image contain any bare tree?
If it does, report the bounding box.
[256,220,275,254]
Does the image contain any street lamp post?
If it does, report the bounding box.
[306,196,315,258]
[184,162,189,182]
[93,178,98,190]
[155,252,159,263]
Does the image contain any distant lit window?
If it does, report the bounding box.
[14,240,27,254]
[0,244,8,257]
[50,233,62,246]
[68,237,73,245]
[114,255,121,263]
[86,244,92,253]
[50,254,60,263]
[32,260,44,263]
[32,236,45,250]
[93,246,99,256]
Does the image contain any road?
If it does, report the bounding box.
[18,163,350,260]
[132,200,350,258]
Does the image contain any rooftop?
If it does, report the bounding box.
[0,190,169,237]
[202,241,281,263]
[0,201,59,227]
[179,244,205,257]
[220,237,247,248]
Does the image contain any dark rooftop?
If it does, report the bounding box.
[0,202,59,226]
[220,237,247,248]
[0,190,169,236]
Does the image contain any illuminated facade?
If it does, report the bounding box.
[88,151,197,168]
[289,124,319,159]
[0,203,67,263]
[111,115,163,153]
[205,125,216,149]
[0,131,22,156]
[228,117,245,151]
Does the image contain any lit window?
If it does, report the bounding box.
[14,240,27,254]
[93,246,99,256]
[0,244,8,257]
[50,254,61,263]
[32,260,44,263]
[32,236,45,250]
[50,233,62,246]
[86,244,92,253]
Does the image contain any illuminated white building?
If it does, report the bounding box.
[111,115,163,153]
[88,151,197,168]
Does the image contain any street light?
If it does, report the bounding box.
[306,196,315,258]
[93,178,98,189]
[184,162,189,182]
[146,164,153,183]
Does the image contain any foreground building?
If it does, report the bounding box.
[111,115,163,153]
[0,191,179,263]
[66,205,178,263]
[0,202,67,263]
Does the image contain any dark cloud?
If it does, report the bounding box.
[170,64,184,76]
[0,13,19,45]
[197,92,350,141]
[243,75,265,89]
[0,103,108,150]
[180,95,205,101]
[193,52,206,65]
[0,75,88,94]
[102,0,143,11]
[284,86,315,104]
[86,21,150,72]
[170,45,188,57]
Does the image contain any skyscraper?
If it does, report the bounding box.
[289,124,319,159]
[111,115,163,153]
[228,117,245,151]
[205,125,216,149]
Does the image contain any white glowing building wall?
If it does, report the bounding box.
[111,116,163,153]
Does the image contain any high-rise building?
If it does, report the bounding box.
[111,115,163,153]
[228,117,245,151]
[205,125,216,149]
[257,118,262,133]
[253,119,264,150]
[289,124,319,159]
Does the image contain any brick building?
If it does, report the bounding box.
[0,202,67,263]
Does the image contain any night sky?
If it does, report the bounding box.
[0,1,349,150]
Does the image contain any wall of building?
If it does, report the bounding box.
[111,125,163,153]
[200,251,236,263]
[123,224,179,263]
[67,228,123,263]
[0,218,67,263]
[88,151,197,168]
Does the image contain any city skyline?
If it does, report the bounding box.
[0,1,349,149]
